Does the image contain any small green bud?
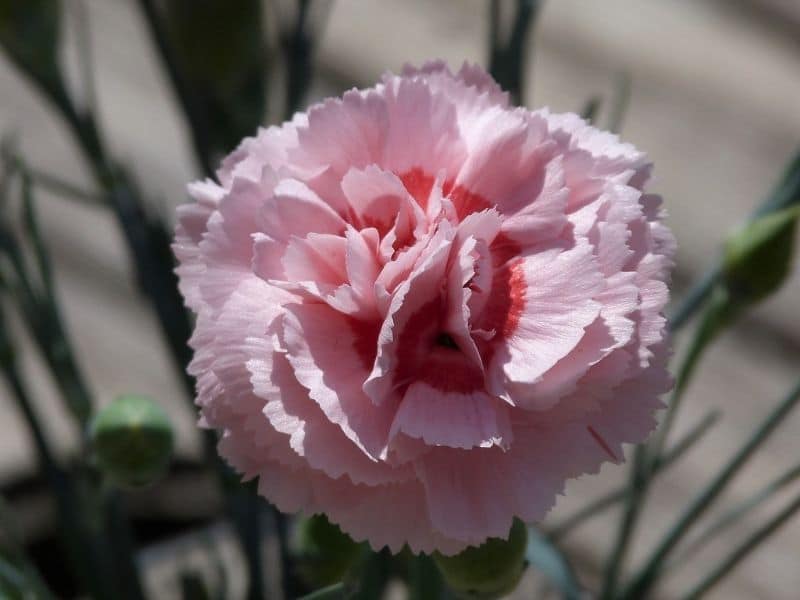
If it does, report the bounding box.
[89,395,174,488]
[723,205,800,305]
[292,514,362,587]
[434,519,528,599]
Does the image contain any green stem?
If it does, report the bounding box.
[681,491,800,600]
[135,0,215,177]
[670,461,800,571]
[488,0,541,106]
[599,445,647,600]
[648,287,736,469]
[620,378,800,600]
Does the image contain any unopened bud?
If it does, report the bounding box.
[90,395,174,488]
[723,205,800,305]
[293,514,362,587]
[434,518,528,599]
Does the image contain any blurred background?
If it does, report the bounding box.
[0,1,799,598]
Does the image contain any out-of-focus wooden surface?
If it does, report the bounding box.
[0,1,799,598]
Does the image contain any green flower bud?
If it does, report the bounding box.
[89,395,174,488]
[723,205,800,305]
[292,514,362,587]
[434,519,528,599]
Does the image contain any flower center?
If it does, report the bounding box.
[434,332,460,351]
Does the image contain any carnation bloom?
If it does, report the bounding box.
[174,61,675,555]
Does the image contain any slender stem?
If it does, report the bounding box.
[487,0,541,106]
[599,445,647,600]
[283,0,312,119]
[670,461,800,571]
[580,96,603,123]
[600,288,734,599]
[607,73,631,134]
[620,378,800,600]
[668,266,722,333]
[649,288,735,468]
[135,0,215,177]
[26,166,102,206]
[229,487,266,600]
[72,0,98,115]
[274,509,296,600]
[681,491,800,600]
[0,356,104,597]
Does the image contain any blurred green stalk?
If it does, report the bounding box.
[488,0,541,106]
[620,377,800,599]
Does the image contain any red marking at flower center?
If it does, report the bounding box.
[394,298,484,394]
[399,168,491,220]
[348,317,381,371]
[479,241,526,340]
[398,168,434,211]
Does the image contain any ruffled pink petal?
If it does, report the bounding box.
[363,225,454,404]
[174,61,676,556]
[281,302,395,459]
[484,240,604,395]
[390,383,512,449]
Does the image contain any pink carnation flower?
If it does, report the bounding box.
[174,61,675,554]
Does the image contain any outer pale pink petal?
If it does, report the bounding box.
[499,156,569,246]
[582,341,672,457]
[540,109,651,189]
[188,277,291,427]
[310,476,468,555]
[251,178,347,281]
[453,106,556,216]
[281,233,348,285]
[281,302,395,459]
[194,169,279,314]
[173,179,225,312]
[288,89,390,213]
[400,60,507,106]
[251,349,412,486]
[416,433,568,545]
[390,383,512,449]
[218,112,306,186]
[380,74,467,177]
[397,61,510,122]
[510,269,639,411]
[486,241,604,393]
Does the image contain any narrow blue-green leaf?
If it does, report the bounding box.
[648,287,736,466]
[526,528,583,600]
[621,377,800,600]
[671,460,800,570]
[681,490,800,600]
